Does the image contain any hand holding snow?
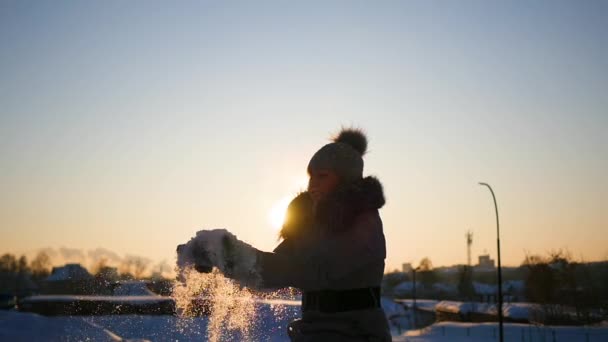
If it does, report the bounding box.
[176,229,260,287]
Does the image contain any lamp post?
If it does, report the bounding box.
[412,266,421,329]
[478,182,504,342]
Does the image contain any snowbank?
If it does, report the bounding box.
[395,321,608,342]
[435,301,489,315]
[0,310,121,342]
[5,299,302,341]
[502,303,539,321]
[395,299,439,312]
[434,300,539,322]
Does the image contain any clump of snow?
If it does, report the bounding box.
[176,229,260,287]
[172,267,257,341]
[174,229,272,341]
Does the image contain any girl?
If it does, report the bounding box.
[189,128,391,341]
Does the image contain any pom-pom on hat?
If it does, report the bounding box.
[307,127,367,184]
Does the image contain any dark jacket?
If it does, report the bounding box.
[258,176,387,291]
[257,176,391,341]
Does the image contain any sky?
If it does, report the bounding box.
[1,0,607,272]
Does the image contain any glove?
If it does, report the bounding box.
[176,229,261,287]
[176,242,213,273]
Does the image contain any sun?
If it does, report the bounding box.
[268,196,292,231]
[268,175,309,231]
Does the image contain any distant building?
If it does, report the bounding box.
[476,255,495,271]
[46,264,93,282]
[43,263,99,295]
[402,263,413,274]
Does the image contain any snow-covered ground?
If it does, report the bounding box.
[3,298,396,341]
[395,299,439,312]
[3,297,607,341]
[393,321,608,342]
[0,310,121,341]
[1,302,300,341]
[2,297,302,341]
[432,300,545,322]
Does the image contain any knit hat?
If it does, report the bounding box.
[307,128,368,184]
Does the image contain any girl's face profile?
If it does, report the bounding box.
[308,169,340,203]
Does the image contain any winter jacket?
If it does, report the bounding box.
[257,176,391,341]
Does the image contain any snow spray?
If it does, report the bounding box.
[173,229,297,341]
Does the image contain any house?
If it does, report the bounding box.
[43,264,99,295]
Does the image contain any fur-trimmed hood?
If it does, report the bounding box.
[279,176,385,240]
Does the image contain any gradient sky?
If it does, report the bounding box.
[1,1,607,271]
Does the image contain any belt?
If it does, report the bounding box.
[302,287,381,313]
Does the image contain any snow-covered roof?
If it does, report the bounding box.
[393,281,422,294]
[503,280,525,292]
[394,299,439,312]
[112,282,156,296]
[435,300,540,321]
[473,281,496,295]
[46,264,93,281]
[432,283,457,293]
[436,301,476,314]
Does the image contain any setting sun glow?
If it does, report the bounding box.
[268,196,293,231]
[268,176,309,231]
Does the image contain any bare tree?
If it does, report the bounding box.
[418,257,433,271]
[155,260,171,275]
[119,258,135,279]
[132,257,150,279]
[91,257,108,276]
[17,256,28,274]
[457,265,475,300]
[121,255,150,279]
[0,254,18,273]
[417,257,437,290]
[30,251,52,280]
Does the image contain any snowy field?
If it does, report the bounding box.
[394,321,608,342]
[2,298,607,341]
[1,300,301,341]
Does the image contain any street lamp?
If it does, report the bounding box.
[412,266,421,329]
[478,182,504,342]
